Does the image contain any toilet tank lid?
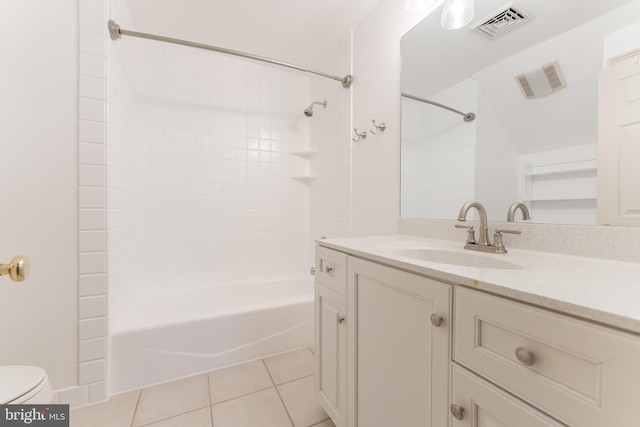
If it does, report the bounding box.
[0,366,47,404]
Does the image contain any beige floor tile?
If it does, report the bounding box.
[209,359,274,404]
[263,348,314,385]
[212,388,292,427]
[70,389,140,427]
[277,376,329,427]
[309,420,336,427]
[145,407,212,427]
[133,373,210,426]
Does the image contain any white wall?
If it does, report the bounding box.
[0,0,78,390]
[351,1,428,236]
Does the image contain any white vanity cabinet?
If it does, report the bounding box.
[453,287,640,427]
[314,247,451,427]
[347,257,451,427]
[315,246,348,426]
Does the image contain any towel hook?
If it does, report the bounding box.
[370,119,386,134]
[352,128,367,143]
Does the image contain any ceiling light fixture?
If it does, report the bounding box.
[441,0,474,30]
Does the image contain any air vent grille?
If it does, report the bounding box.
[515,61,567,100]
[474,5,530,39]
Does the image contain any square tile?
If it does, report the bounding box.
[209,359,273,404]
[278,376,329,427]
[211,388,292,427]
[145,407,212,427]
[263,348,314,385]
[309,420,336,427]
[70,389,139,427]
[133,374,210,426]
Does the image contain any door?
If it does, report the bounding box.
[598,50,640,226]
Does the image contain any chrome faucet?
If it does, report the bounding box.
[457,201,490,246]
[507,202,531,222]
[456,201,521,254]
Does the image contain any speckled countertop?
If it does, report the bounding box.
[317,235,640,335]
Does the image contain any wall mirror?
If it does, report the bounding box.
[401,0,640,225]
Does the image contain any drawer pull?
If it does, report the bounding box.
[336,313,345,324]
[450,404,465,420]
[515,347,536,366]
[325,265,334,273]
[430,314,444,327]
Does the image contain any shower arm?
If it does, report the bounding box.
[108,20,353,89]
[401,93,476,122]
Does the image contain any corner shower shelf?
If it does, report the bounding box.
[291,175,318,181]
[291,149,319,157]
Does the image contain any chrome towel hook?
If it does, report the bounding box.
[370,119,386,134]
[352,128,367,142]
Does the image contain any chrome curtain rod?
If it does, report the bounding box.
[402,93,476,122]
[108,20,353,88]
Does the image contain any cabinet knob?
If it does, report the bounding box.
[430,314,444,327]
[450,404,464,420]
[336,313,345,324]
[515,347,536,366]
[325,265,334,273]
[0,255,30,282]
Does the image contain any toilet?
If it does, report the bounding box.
[0,366,53,404]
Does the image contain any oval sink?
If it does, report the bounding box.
[393,248,522,270]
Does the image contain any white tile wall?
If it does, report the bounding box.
[125,40,312,296]
[309,35,353,261]
[401,79,478,219]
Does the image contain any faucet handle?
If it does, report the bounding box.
[455,224,477,244]
[493,228,521,254]
[494,228,521,235]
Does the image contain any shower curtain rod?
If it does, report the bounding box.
[108,20,353,88]
[402,93,476,122]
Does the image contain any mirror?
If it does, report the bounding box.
[401,0,640,225]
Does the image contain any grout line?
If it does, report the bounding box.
[263,358,295,427]
[207,372,214,426]
[128,389,142,427]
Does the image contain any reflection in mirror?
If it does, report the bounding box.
[401,0,640,225]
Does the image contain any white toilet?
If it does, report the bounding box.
[0,366,53,404]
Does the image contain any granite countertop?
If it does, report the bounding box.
[317,234,640,335]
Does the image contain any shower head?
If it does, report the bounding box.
[304,100,327,117]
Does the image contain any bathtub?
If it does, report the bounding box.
[110,277,314,393]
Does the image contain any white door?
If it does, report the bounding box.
[597,51,640,226]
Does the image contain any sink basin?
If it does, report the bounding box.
[392,248,522,270]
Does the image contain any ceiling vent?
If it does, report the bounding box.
[515,61,567,100]
[472,2,531,39]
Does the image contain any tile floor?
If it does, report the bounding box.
[70,348,335,427]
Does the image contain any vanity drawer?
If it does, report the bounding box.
[451,365,564,427]
[454,287,640,427]
[315,246,347,296]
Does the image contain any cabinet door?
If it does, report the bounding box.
[347,257,451,427]
[315,282,347,426]
[451,365,564,427]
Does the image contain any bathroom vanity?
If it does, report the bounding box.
[314,236,640,427]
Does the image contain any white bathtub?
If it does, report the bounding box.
[110,277,314,393]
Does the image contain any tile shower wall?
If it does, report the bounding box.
[401,79,478,219]
[309,35,353,255]
[131,42,311,295]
